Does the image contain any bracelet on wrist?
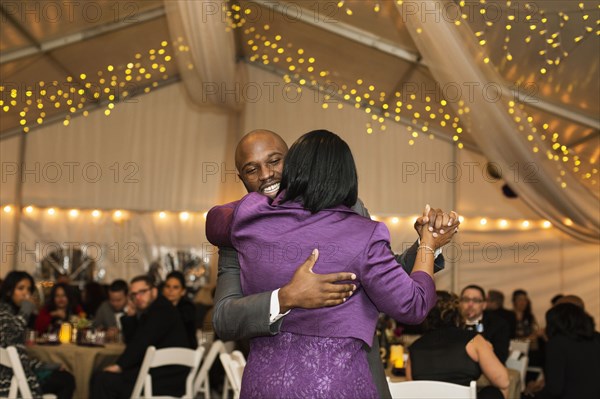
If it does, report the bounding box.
[418,244,435,254]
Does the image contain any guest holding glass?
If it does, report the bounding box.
[0,271,75,399]
[35,282,83,334]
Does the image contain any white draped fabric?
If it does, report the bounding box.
[397,0,600,244]
[164,0,244,111]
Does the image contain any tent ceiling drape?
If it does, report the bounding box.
[397,0,599,243]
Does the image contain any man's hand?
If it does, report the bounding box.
[278,249,356,313]
[415,206,460,250]
[104,364,122,373]
[124,298,136,317]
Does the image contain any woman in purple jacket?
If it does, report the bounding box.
[207,129,440,398]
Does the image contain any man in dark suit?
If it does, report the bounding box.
[460,284,511,363]
[487,289,517,339]
[211,129,459,398]
[90,275,193,399]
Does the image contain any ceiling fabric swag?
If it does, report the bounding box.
[397,0,599,244]
[165,0,245,110]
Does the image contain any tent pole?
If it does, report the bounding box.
[11,131,26,270]
[451,145,459,293]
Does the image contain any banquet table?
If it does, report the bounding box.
[27,343,125,399]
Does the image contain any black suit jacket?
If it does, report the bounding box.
[489,308,517,339]
[481,311,511,363]
[118,295,193,396]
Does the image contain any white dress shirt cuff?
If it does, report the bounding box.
[269,289,290,324]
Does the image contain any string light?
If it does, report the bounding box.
[456,1,595,75]
[7,203,563,232]
[240,17,467,148]
[1,40,175,133]
[179,212,190,221]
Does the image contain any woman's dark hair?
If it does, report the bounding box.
[47,282,78,313]
[422,291,463,331]
[512,289,534,322]
[165,271,186,289]
[0,271,35,311]
[281,130,358,213]
[546,303,595,341]
[82,282,106,317]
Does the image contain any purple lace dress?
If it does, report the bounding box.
[241,333,376,398]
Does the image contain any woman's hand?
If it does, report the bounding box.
[50,309,66,319]
[104,364,122,373]
[415,207,460,250]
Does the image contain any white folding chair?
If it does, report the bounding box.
[230,350,246,368]
[219,352,245,399]
[388,380,477,399]
[0,346,57,399]
[506,350,529,392]
[193,340,233,399]
[130,345,204,399]
[509,339,530,354]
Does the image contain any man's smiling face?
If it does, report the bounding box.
[235,130,288,198]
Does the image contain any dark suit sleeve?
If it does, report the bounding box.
[537,338,567,399]
[352,198,445,274]
[212,247,282,341]
[396,241,445,274]
[487,315,510,363]
[120,315,138,344]
[116,301,178,370]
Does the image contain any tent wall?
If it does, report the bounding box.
[1,64,598,323]
[1,136,20,274]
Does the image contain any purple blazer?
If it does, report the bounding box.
[206,192,436,346]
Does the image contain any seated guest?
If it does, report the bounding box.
[35,282,83,333]
[555,294,585,309]
[0,271,75,399]
[408,291,509,399]
[526,303,600,399]
[90,275,193,399]
[81,282,107,319]
[486,289,517,339]
[512,289,538,340]
[460,285,510,363]
[162,271,197,348]
[550,294,563,306]
[93,279,128,338]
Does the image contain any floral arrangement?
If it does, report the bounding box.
[70,312,92,330]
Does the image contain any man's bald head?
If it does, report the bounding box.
[235,129,289,198]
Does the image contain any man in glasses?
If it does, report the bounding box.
[90,275,193,399]
[460,284,510,362]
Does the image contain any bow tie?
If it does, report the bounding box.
[466,322,484,333]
